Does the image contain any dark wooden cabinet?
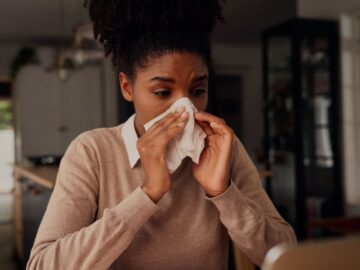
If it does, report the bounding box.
[262,18,344,240]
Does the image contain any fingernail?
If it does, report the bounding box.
[181,111,188,118]
[176,106,185,112]
[177,122,185,127]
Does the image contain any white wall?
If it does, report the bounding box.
[212,43,263,161]
[297,0,360,18]
[340,15,360,209]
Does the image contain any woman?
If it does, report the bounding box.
[27,0,296,269]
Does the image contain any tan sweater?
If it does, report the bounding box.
[26,115,296,270]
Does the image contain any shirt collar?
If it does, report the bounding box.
[121,114,140,168]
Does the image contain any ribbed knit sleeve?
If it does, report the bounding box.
[204,136,297,266]
[26,136,159,270]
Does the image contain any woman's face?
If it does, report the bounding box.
[119,51,209,136]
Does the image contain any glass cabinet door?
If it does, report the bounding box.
[301,34,338,227]
[266,36,297,226]
[263,19,343,239]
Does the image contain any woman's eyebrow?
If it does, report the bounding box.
[148,74,208,83]
[148,76,175,83]
[192,74,208,83]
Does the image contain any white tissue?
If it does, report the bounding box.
[143,97,207,173]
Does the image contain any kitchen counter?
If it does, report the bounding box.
[13,164,58,190]
[12,163,58,263]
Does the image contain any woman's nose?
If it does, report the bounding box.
[171,96,194,107]
[173,91,193,102]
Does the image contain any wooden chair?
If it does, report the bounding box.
[262,236,360,270]
[232,241,256,270]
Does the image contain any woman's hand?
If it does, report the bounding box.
[137,107,189,203]
[192,111,234,197]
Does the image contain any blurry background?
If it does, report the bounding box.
[0,0,360,270]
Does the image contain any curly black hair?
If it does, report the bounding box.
[83,0,226,80]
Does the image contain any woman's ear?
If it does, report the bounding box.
[118,72,133,102]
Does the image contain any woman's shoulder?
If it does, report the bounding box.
[72,123,126,153]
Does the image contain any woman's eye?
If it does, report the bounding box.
[192,88,206,96]
[153,90,170,97]
[153,88,206,97]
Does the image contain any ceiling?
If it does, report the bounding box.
[213,0,296,43]
[0,0,296,45]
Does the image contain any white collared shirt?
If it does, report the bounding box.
[121,114,141,168]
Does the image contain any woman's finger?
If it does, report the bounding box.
[209,121,233,140]
[162,112,189,138]
[138,109,189,154]
[196,120,214,136]
[146,106,186,136]
[164,110,189,131]
[151,111,189,148]
[194,111,233,139]
[151,109,189,141]
[194,111,225,125]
